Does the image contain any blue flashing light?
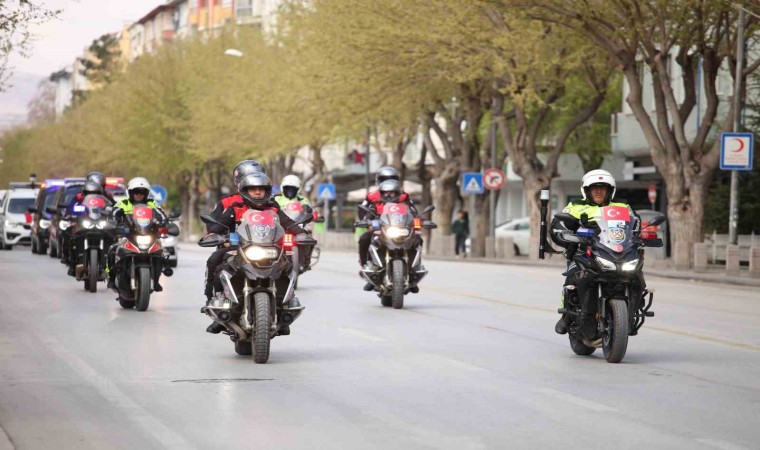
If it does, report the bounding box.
[45,179,65,187]
[576,227,596,237]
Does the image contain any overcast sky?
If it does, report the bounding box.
[0,0,162,124]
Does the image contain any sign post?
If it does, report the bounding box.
[720,131,753,244]
[317,183,336,231]
[647,184,657,210]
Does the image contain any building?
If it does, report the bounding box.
[49,69,72,119]
[189,0,235,33]
[170,0,192,38]
[130,3,178,60]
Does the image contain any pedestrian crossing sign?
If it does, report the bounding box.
[461,172,484,195]
[317,183,336,200]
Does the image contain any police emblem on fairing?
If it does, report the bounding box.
[253,224,272,239]
[609,228,625,243]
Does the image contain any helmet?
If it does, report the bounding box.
[127,177,151,203]
[281,175,301,199]
[81,181,103,197]
[85,171,106,189]
[378,179,402,203]
[232,160,267,189]
[581,169,616,204]
[375,166,400,185]
[239,172,272,209]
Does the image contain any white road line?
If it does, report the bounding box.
[338,327,387,343]
[696,438,754,450]
[0,424,14,450]
[39,335,195,450]
[535,388,617,412]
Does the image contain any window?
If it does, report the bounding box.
[8,198,35,214]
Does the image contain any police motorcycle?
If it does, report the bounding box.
[110,206,179,311]
[281,200,322,276]
[551,205,665,363]
[355,203,436,309]
[198,209,316,364]
[70,194,115,293]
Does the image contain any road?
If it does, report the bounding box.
[0,246,758,450]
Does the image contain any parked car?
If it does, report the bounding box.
[105,177,127,203]
[46,178,86,258]
[28,179,65,255]
[0,183,39,250]
[495,217,531,256]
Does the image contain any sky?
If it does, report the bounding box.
[0,0,162,127]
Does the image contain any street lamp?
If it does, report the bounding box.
[224,48,244,58]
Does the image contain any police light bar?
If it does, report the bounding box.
[64,177,86,184]
[45,179,65,187]
[105,177,124,187]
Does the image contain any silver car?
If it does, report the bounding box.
[0,186,39,250]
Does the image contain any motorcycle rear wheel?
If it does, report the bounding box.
[602,299,629,363]
[88,248,98,293]
[569,335,596,355]
[135,267,151,312]
[391,259,405,309]
[252,292,271,364]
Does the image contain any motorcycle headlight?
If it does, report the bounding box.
[622,259,640,271]
[135,235,153,249]
[4,219,19,227]
[595,256,616,271]
[243,245,279,261]
[81,218,94,229]
[39,219,51,229]
[96,220,108,229]
[385,226,410,239]
[59,220,71,230]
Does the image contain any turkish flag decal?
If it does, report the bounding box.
[602,206,630,221]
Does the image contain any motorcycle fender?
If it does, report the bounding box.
[219,270,239,305]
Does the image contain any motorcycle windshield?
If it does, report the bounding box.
[83,194,107,219]
[132,206,154,233]
[594,206,635,253]
[282,201,304,220]
[238,209,283,244]
[380,203,411,227]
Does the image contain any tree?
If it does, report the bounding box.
[0,0,60,91]
[518,0,760,267]
[71,32,123,104]
[26,78,55,124]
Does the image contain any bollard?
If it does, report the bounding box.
[486,237,496,259]
[725,245,740,276]
[750,247,760,278]
[693,243,709,272]
[498,237,515,259]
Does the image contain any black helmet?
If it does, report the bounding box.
[239,172,272,209]
[375,166,400,185]
[378,179,402,203]
[82,181,104,197]
[85,172,106,189]
[233,160,267,189]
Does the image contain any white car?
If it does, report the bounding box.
[0,186,39,250]
[495,217,531,256]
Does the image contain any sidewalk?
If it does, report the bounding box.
[422,253,760,288]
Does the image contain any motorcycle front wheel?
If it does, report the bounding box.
[602,299,629,363]
[88,248,98,293]
[252,292,271,364]
[135,267,151,312]
[391,259,405,309]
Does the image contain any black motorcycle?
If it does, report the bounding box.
[70,194,115,293]
[280,200,322,277]
[355,203,436,309]
[110,205,178,311]
[554,207,665,363]
[199,209,315,363]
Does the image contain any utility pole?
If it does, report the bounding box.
[728,8,745,245]
[489,121,497,238]
[365,126,371,193]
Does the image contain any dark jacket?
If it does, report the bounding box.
[206,195,306,235]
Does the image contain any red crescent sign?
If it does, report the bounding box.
[732,138,745,153]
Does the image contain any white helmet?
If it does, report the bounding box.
[127,177,151,203]
[581,169,616,203]
[281,175,301,199]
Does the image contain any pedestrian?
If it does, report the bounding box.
[452,210,468,258]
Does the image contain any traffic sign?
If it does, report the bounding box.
[720,132,754,171]
[317,183,336,201]
[461,172,484,195]
[149,185,167,204]
[483,168,506,191]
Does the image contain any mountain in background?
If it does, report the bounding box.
[0,72,46,130]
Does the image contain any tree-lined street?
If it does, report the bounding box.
[1,248,758,449]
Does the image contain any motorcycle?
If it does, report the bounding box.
[110,205,178,311]
[281,201,322,276]
[198,209,316,363]
[70,194,115,293]
[354,203,437,309]
[553,207,665,363]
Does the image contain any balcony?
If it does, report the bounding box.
[235,6,262,25]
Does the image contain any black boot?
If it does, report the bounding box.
[67,265,75,277]
[206,322,225,334]
[409,285,420,294]
[154,282,163,292]
[363,283,374,291]
[555,315,570,335]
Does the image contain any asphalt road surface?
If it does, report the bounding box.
[0,245,758,450]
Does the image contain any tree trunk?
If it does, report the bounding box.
[666,175,708,269]
[471,192,490,257]
[432,161,459,236]
[187,169,200,239]
[525,178,551,260]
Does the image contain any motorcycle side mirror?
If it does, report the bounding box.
[423,220,437,229]
[422,205,435,215]
[286,213,313,230]
[198,234,227,247]
[315,217,325,223]
[116,225,130,236]
[358,204,373,214]
[645,215,667,228]
[27,206,37,213]
[45,206,57,214]
[643,238,664,247]
[554,213,580,230]
[167,223,180,237]
[200,214,229,230]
